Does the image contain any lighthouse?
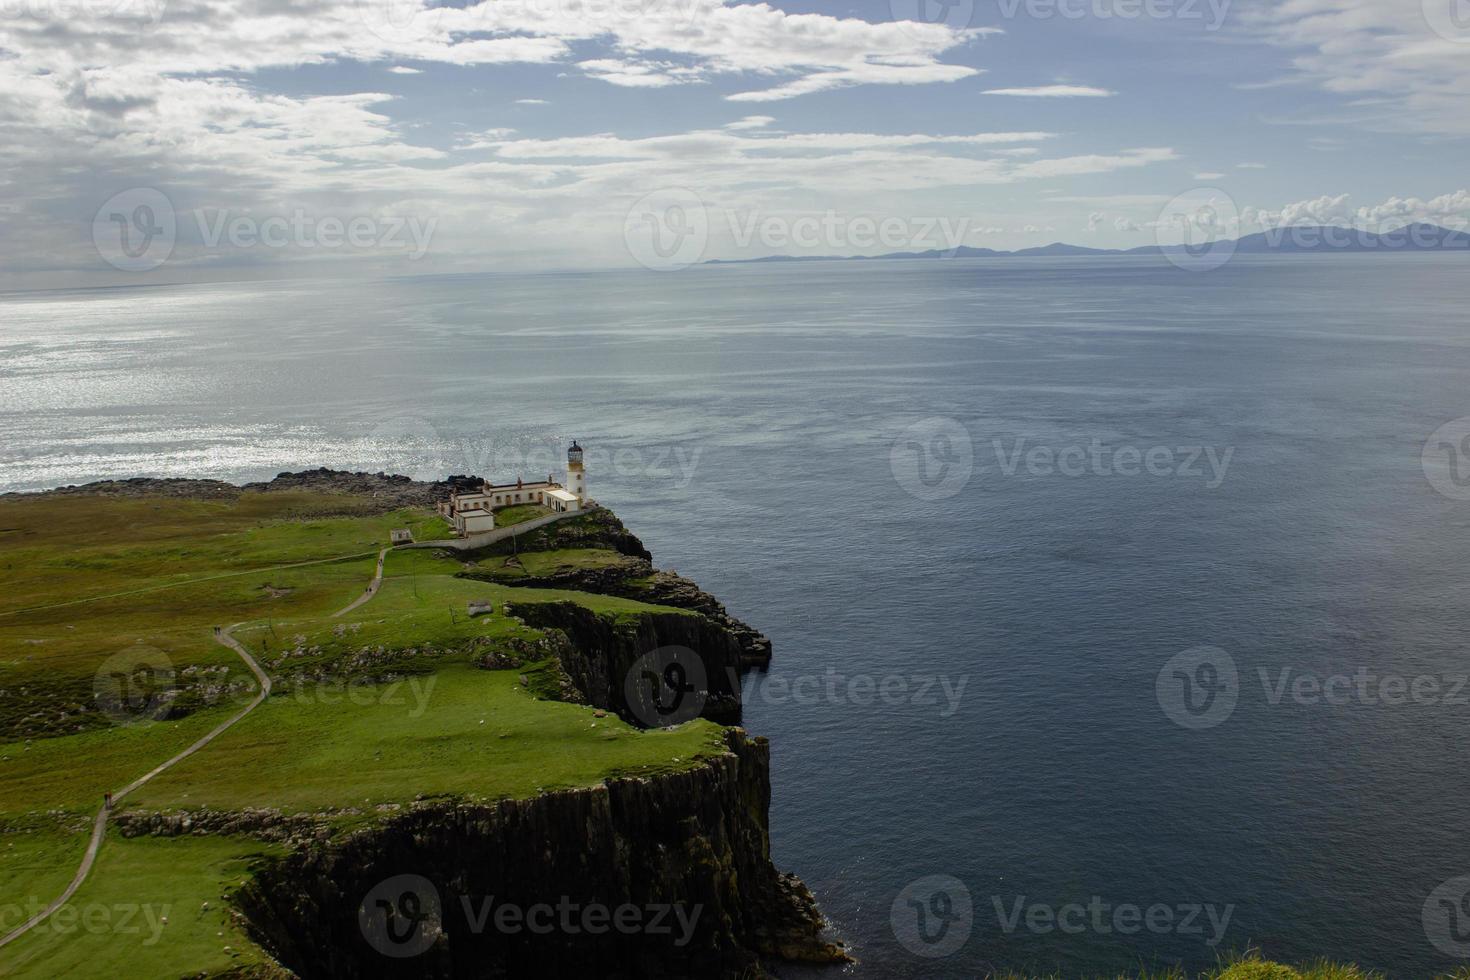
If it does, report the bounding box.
[567,441,586,501]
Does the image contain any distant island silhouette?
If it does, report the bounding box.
[704,223,1470,264]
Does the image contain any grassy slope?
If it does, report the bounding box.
[494,503,552,528]
[128,663,724,814]
[0,832,282,979]
[469,547,629,581]
[0,494,722,978]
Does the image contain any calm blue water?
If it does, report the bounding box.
[5,255,1470,976]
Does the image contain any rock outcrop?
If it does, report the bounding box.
[4,469,482,510]
[230,730,846,979]
[505,601,746,725]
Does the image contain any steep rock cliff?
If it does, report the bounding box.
[230,730,845,979]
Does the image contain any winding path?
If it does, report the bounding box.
[0,626,272,951]
[1,515,553,950]
[331,547,390,618]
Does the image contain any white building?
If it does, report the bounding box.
[437,442,589,535]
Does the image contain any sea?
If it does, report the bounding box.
[4,254,1470,977]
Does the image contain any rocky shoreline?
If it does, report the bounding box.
[3,468,483,509]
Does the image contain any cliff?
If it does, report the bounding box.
[229,729,845,979]
[506,601,747,725]
[463,508,772,667]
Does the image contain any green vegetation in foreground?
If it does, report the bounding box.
[0,832,282,979]
[495,502,552,528]
[985,953,1470,979]
[0,493,729,977]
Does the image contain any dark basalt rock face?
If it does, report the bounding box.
[464,510,772,668]
[505,601,746,726]
[230,730,847,979]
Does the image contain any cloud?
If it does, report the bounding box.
[728,60,981,102]
[1237,162,1267,169]
[982,85,1115,98]
[1012,147,1178,179]
[1193,172,1226,180]
[725,115,776,130]
[578,59,705,88]
[1243,189,1470,233]
[388,67,422,74]
[1233,0,1470,136]
[516,99,549,105]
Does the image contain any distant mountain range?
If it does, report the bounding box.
[703,223,1470,265]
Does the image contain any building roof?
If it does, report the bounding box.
[482,480,558,492]
[545,488,579,503]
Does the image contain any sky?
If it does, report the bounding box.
[1,0,1469,286]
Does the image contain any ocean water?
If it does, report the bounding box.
[5,255,1470,976]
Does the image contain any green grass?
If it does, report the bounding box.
[0,832,281,979]
[0,706,246,818]
[469,547,630,581]
[495,503,552,528]
[0,490,727,977]
[126,662,726,814]
[0,493,444,740]
[0,823,94,923]
[229,567,689,678]
[977,952,1470,980]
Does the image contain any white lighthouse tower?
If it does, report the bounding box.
[567,441,586,502]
